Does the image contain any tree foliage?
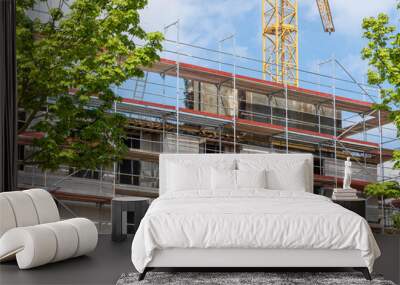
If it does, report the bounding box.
[361,2,400,169]
[16,0,163,170]
[364,181,400,199]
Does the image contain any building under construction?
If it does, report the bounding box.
[18,39,397,199]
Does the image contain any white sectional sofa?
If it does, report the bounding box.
[0,188,98,269]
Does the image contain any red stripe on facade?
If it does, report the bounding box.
[237,118,285,131]
[287,127,379,147]
[121,98,175,111]
[180,108,233,121]
[159,58,374,109]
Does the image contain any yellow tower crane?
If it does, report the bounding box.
[262,0,334,87]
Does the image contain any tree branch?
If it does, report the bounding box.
[18,110,46,134]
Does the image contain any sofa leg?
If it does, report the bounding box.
[138,268,148,281]
[354,267,371,280]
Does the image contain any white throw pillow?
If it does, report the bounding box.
[211,168,236,190]
[236,169,267,189]
[237,159,308,192]
[266,161,307,191]
[167,162,211,191]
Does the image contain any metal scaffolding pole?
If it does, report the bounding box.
[164,20,180,153]
[233,35,236,153]
[113,99,117,197]
[317,57,334,182]
[318,144,322,175]
[284,84,289,153]
[362,114,367,141]
[378,109,384,181]
[219,34,236,152]
[162,118,165,152]
[332,56,338,188]
[216,84,220,115]
[219,127,222,153]
[315,104,321,133]
[176,22,180,153]
[378,109,385,233]
[268,95,273,124]
[363,151,367,180]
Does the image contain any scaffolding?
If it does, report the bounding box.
[19,5,400,235]
[18,37,399,199]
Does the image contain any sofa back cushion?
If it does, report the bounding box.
[0,196,17,237]
[0,189,60,238]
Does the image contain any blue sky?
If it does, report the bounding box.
[140,0,398,88]
[135,0,399,149]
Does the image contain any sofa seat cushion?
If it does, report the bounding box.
[0,218,98,269]
[0,196,17,237]
[0,189,60,237]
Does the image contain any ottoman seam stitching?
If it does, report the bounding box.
[64,221,80,257]
[23,192,41,225]
[41,224,60,263]
[1,195,18,228]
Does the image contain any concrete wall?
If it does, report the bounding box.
[163,133,202,153]
[185,80,236,116]
[184,80,342,135]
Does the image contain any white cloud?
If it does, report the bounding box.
[300,0,397,36]
[139,0,258,59]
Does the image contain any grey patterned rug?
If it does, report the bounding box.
[116,272,396,285]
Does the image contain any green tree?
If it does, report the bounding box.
[361,2,400,169]
[364,181,400,199]
[17,0,163,170]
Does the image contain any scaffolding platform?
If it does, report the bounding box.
[144,58,391,118]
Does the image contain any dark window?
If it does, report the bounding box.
[119,159,140,185]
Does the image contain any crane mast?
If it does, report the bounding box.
[262,0,299,86]
[262,0,334,87]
